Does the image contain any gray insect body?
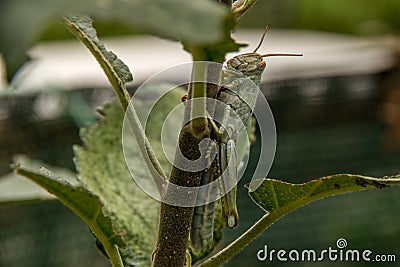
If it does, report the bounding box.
[190,53,265,254]
[190,30,302,253]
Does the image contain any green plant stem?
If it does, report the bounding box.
[189,47,208,134]
[125,106,168,190]
[102,242,125,267]
[197,212,279,267]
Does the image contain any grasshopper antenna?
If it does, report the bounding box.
[262,53,303,57]
[253,25,269,53]
[253,25,303,57]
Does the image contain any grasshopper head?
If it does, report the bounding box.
[226,53,266,76]
[226,25,302,78]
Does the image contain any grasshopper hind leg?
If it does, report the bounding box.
[190,142,218,253]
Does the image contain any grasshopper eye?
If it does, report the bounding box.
[257,61,266,69]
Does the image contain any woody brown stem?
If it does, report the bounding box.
[152,123,210,267]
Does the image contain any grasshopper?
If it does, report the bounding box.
[190,26,302,253]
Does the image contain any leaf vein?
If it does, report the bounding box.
[269,181,279,210]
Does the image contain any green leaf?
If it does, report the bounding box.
[182,13,243,62]
[74,101,159,267]
[65,15,133,83]
[11,164,126,258]
[63,14,132,109]
[183,37,245,63]
[11,83,186,266]
[198,174,400,267]
[0,0,235,81]
[73,84,187,266]
[248,174,400,215]
[64,14,169,182]
[0,155,78,204]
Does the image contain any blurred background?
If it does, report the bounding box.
[1,0,400,266]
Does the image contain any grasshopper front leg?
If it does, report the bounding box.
[219,139,239,228]
[210,105,240,229]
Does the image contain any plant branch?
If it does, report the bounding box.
[152,125,210,267]
[153,46,215,267]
